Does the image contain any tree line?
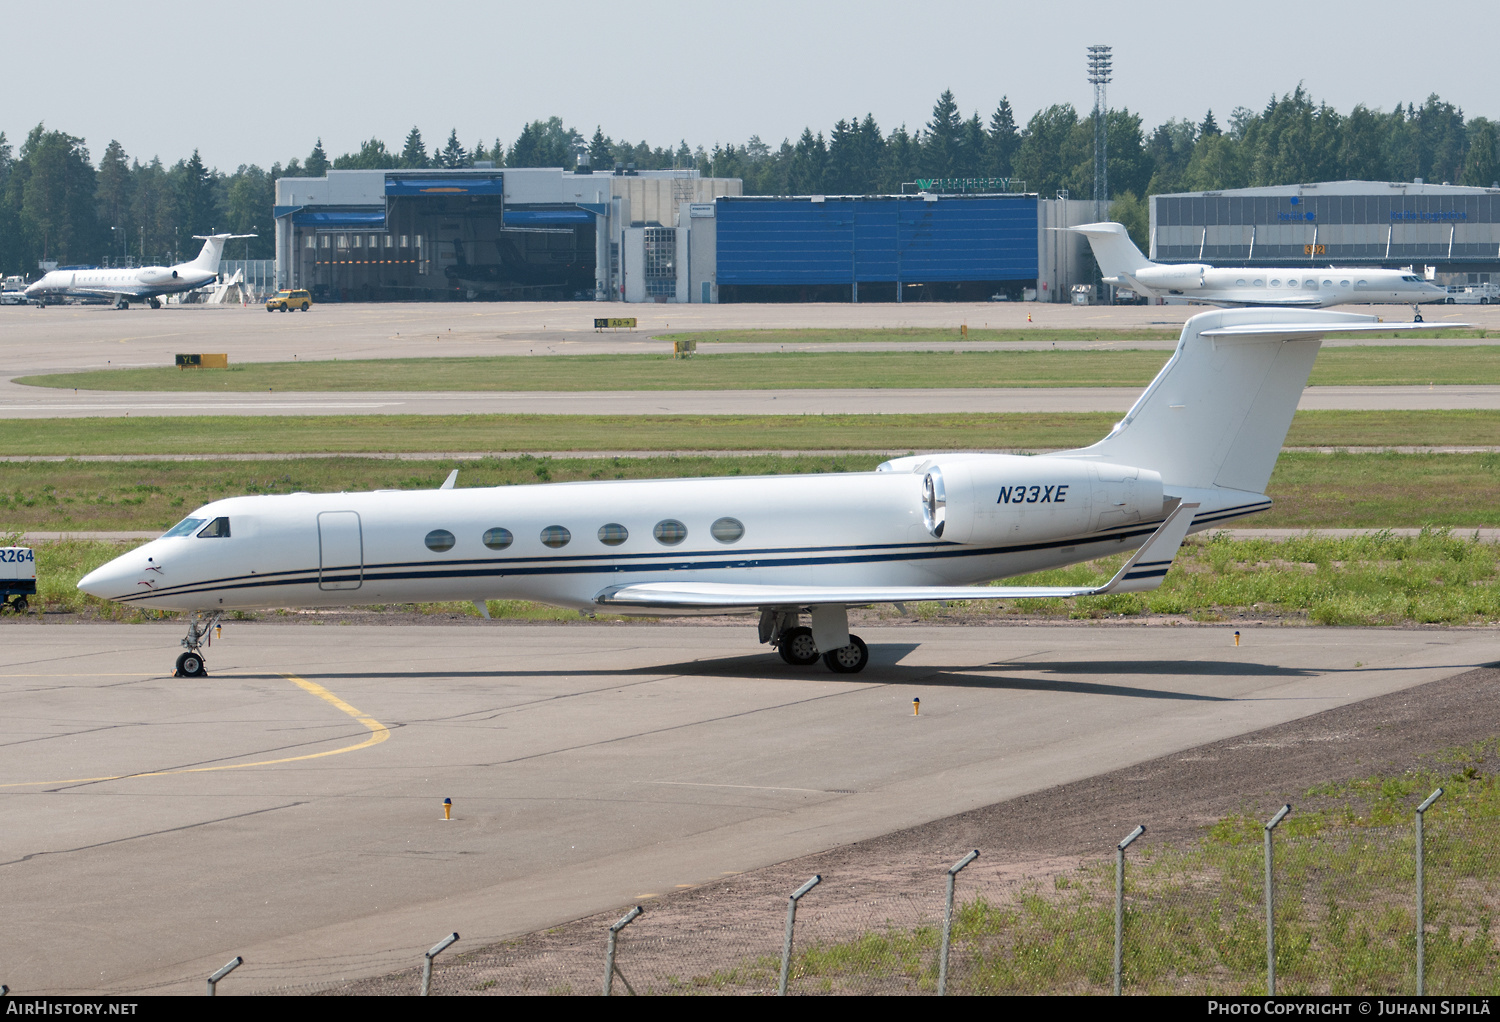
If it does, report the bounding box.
[3,86,1497,275]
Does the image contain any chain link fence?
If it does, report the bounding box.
[245,813,1500,996]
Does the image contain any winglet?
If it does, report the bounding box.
[440,469,459,490]
[1094,502,1199,595]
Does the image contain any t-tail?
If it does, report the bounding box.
[1067,221,1153,280]
[187,233,255,272]
[1054,308,1459,508]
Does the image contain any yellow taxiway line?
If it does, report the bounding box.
[0,673,389,789]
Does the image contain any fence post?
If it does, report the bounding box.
[603,906,642,996]
[938,850,979,996]
[420,932,458,997]
[1264,804,1291,995]
[1416,787,1444,996]
[1115,825,1145,996]
[778,875,821,996]
[205,956,242,996]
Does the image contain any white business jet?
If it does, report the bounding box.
[1070,222,1448,320]
[78,307,1451,678]
[25,233,254,309]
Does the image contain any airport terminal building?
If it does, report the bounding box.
[1149,180,1500,285]
[274,167,1093,303]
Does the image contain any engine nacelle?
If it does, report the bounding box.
[1133,264,1208,291]
[139,268,178,286]
[918,455,1164,545]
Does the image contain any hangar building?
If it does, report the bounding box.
[1150,180,1500,285]
[273,167,740,302]
[274,167,1092,302]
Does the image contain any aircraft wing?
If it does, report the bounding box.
[595,503,1198,611]
[1194,294,1326,307]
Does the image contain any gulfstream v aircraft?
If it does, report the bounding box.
[25,233,254,309]
[78,308,1452,677]
[1069,222,1448,318]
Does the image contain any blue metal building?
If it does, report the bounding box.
[712,194,1038,302]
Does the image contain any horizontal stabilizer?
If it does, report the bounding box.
[595,504,1198,610]
[1200,320,1469,339]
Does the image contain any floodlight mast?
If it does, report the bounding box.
[1087,44,1113,305]
[1087,44,1113,226]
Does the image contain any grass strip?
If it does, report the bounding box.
[663,327,1490,345]
[704,739,1500,995]
[18,346,1500,392]
[0,409,1494,456]
[0,451,1495,534]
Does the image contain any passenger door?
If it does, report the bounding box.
[318,511,363,591]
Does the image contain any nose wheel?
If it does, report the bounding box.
[174,610,222,677]
[175,651,207,678]
[1411,304,1424,323]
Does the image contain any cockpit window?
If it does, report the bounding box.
[197,517,231,538]
[162,517,206,538]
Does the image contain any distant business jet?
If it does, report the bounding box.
[26,233,254,310]
[78,308,1453,678]
[1069,222,1448,320]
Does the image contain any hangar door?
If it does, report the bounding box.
[318,511,363,591]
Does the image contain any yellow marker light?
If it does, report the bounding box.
[443,797,452,821]
[913,697,920,716]
[1234,630,1241,647]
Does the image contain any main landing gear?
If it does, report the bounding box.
[175,610,222,678]
[148,297,162,309]
[761,610,871,673]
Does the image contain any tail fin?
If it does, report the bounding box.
[1054,308,1453,493]
[187,234,254,272]
[1067,222,1152,278]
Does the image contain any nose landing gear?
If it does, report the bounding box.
[1411,303,1424,323]
[175,610,222,678]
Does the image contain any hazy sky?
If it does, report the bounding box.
[7,0,1498,171]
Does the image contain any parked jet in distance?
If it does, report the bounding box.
[78,308,1455,678]
[1069,222,1449,319]
[25,234,254,309]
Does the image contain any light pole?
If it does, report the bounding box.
[1087,44,1113,305]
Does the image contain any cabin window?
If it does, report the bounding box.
[1323,279,1333,288]
[1340,280,1350,287]
[197,517,231,539]
[711,518,745,544]
[1235,278,1246,286]
[1253,279,1264,287]
[1305,279,1318,289]
[597,523,629,546]
[541,525,571,548]
[162,517,206,538]
[653,520,688,546]
[482,527,513,550]
[425,529,456,552]
[1271,279,1280,287]
[1356,280,1369,288]
[1288,278,1298,287]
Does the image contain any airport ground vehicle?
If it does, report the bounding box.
[0,546,36,613]
[1443,284,1498,304]
[266,289,313,312]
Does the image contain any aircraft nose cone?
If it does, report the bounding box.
[78,553,144,600]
